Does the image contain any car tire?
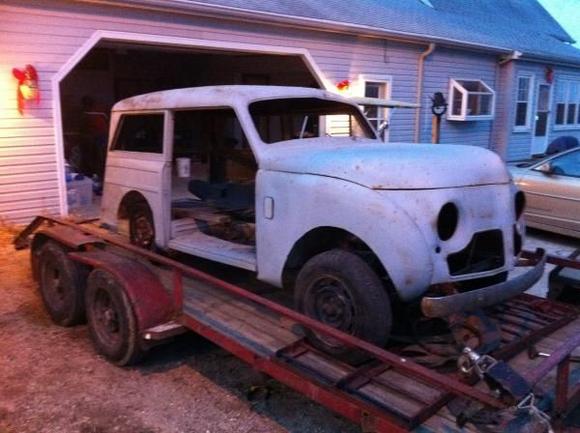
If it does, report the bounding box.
[128,201,155,249]
[37,241,87,326]
[295,249,392,364]
[86,269,143,366]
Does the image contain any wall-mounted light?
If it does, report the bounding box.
[12,64,40,114]
[336,79,350,92]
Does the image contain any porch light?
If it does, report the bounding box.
[12,64,40,114]
[336,79,350,92]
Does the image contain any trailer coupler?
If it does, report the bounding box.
[458,347,554,431]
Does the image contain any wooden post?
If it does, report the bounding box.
[431,115,441,144]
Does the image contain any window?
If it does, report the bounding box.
[448,79,495,121]
[112,114,164,153]
[173,109,256,183]
[249,98,374,144]
[555,81,580,128]
[362,80,390,141]
[539,149,580,178]
[514,75,533,129]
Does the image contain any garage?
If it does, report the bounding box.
[57,34,323,216]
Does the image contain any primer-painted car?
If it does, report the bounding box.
[100,85,543,358]
[510,147,580,239]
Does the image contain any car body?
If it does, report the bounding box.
[99,85,542,355]
[510,147,580,239]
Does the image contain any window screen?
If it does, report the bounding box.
[112,114,164,153]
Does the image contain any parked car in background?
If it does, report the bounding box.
[510,147,580,239]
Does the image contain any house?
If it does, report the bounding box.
[1,0,580,224]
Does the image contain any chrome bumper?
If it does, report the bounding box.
[421,249,547,318]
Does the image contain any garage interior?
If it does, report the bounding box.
[59,40,320,217]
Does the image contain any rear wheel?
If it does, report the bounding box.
[86,269,143,365]
[295,249,392,363]
[128,202,155,249]
[37,241,86,326]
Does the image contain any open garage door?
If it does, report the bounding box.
[56,34,323,217]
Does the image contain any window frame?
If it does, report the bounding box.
[532,148,580,179]
[110,111,166,156]
[447,78,496,121]
[513,74,534,132]
[358,74,393,141]
[554,80,580,130]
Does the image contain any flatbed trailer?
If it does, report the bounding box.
[14,216,580,433]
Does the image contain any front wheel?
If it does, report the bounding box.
[294,249,392,363]
[86,269,143,365]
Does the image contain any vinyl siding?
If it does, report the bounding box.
[419,47,498,147]
[0,0,425,223]
[505,62,580,161]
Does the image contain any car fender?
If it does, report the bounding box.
[255,170,433,301]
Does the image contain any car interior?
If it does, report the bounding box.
[168,109,259,269]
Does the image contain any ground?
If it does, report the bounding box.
[0,225,576,433]
[0,226,358,433]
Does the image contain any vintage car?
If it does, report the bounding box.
[100,85,543,359]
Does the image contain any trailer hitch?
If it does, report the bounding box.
[458,347,554,432]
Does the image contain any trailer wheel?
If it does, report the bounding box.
[86,269,143,365]
[295,249,392,364]
[37,241,86,326]
[128,201,155,249]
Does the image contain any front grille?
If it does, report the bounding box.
[447,229,505,276]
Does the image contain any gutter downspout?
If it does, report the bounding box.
[414,43,436,143]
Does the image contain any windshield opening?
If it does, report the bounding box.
[249,98,375,144]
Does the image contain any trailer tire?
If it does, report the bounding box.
[128,201,155,250]
[295,249,392,364]
[37,241,87,326]
[86,269,143,366]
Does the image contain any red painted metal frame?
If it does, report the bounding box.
[20,216,507,410]
[182,314,410,433]
[17,216,580,432]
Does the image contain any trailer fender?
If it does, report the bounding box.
[30,226,104,280]
[68,250,175,333]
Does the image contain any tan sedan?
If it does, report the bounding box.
[510,147,580,239]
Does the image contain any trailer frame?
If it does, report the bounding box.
[14,216,580,432]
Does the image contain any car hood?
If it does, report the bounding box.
[261,138,510,189]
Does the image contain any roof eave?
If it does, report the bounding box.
[72,0,515,55]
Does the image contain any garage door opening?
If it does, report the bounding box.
[58,37,322,217]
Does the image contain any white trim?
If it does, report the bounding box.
[513,74,534,132]
[554,80,580,128]
[447,78,496,121]
[357,74,393,141]
[52,30,328,216]
[530,82,553,155]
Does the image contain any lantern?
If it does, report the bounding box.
[12,65,40,114]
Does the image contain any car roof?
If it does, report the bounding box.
[112,85,347,112]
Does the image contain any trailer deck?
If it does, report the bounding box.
[14,216,580,433]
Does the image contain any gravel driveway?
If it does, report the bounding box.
[0,227,358,433]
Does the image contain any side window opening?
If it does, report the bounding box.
[112,114,164,153]
[170,108,257,247]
